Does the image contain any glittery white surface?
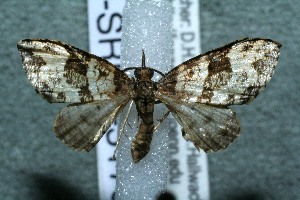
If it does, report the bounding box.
[115,0,172,199]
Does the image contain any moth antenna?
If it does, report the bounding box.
[142,49,146,68]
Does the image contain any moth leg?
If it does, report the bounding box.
[153,111,171,133]
[113,100,134,160]
[121,121,133,141]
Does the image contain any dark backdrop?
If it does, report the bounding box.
[0,1,299,199]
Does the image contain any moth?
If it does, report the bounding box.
[18,38,281,163]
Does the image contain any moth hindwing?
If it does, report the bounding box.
[18,38,281,163]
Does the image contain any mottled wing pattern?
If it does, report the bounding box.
[54,96,130,151]
[18,39,130,103]
[156,38,281,105]
[159,96,240,152]
[155,38,281,152]
[18,39,132,151]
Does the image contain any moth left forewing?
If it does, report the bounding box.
[157,38,281,106]
[18,39,130,103]
[159,96,240,152]
[53,95,130,151]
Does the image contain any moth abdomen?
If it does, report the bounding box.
[131,121,154,163]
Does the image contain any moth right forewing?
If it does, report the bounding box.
[18,39,131,103]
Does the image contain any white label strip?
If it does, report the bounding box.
[168,0,210,200]
[87,1,125,200]
[88,0,209,199]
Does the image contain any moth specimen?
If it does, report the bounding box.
[18,38,281,163]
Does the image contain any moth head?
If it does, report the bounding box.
[134,50,154,80]
[134,67,154,80]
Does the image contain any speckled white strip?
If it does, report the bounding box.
[115,1,172,200]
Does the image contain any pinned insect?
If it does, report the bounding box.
[18,38,281,163]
